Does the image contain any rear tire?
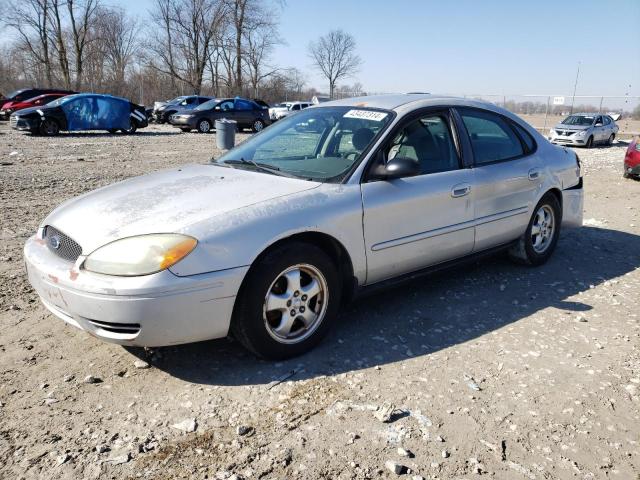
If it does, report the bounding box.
[585,135,594,148]
[231,242,341,360]
[121,120,137,134]
[607,133,615,145]
[508,192,561,266]
[40,119,60,136]
[252,119,265,133]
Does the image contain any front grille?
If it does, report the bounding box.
[556,130,575,136]
[43,226,83,262]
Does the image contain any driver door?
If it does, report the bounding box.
[361,109,475,284]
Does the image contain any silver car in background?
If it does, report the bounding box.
[548,113,619,147]
[24,94,583,359]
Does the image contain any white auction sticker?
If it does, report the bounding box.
[344,109,388,121]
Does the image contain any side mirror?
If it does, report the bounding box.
[371,156,421,180]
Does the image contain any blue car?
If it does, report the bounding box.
[9,93,148,136]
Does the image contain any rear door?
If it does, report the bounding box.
[361,109,476,283]
[234,99,255,125]
[454,107,541,251]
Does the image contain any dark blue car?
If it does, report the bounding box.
[9,93,148,136]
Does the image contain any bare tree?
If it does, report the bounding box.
[94,7,139,95]
[149,0,225,94]
[308,29,361,99]
[5,0,53,86]
[242,14,280,97]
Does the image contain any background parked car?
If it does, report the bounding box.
[624,137,640,179]
[10,93,148,136]
[153,95,213,123]
[0,93,72,119]
[269,101,312,121]
[0,88,76,113]
[548,113,619,148]
[170,97,270,133]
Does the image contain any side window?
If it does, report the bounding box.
[185,97,196,105]
[216,100,234,111]
[595,116,603,126]
[604,116,610,125]
[235,99,253,111]
[511,122,536,152]
[291,104,301,111]
[387,114,459,175]
[459,109,524,164]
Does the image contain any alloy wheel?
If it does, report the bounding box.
[199,120,210,133]
[531,205,555,253]
[262,264,328,344]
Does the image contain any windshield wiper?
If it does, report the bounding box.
[223,158,301,178]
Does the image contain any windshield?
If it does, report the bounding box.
[5,89,24,98]
[47,95,78,107]
[562,115,594,126]
[169,96,188,104]
[217,106,393,182]
[195,99,219,111]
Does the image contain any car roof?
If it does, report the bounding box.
[318,93,508,113]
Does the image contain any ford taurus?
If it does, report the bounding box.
[24,94,583,359]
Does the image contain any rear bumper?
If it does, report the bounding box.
[562,180,584,228]
[24,234,248,347]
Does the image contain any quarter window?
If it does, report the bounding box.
[459,109,524,164]
[511,122,536,152]
[387,114,459,175]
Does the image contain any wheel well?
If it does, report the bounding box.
[251,232,356,304]
[546,188,562,210]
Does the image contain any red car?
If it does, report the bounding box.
[624,137,640,179]
[0,93,71,119]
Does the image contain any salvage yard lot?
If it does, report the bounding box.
[0,122,639,479]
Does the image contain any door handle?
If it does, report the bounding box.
[451,183,471,198]
[528,169,540,180]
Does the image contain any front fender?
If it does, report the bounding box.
[170,184,367,284]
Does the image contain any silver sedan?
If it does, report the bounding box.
[24,94,584,359]
[548,113,619,147]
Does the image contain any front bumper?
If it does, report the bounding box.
[24,234,248,347]
[10,116,39,131]
[625,163,640,176]
[170,116,197,128]
[549,132,588,146]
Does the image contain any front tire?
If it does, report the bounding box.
[607,133,615,145]
[40,119,60,136]
[231,242,341,359]
[585,135,594,148]
[197,119,211,133]
[509,193,561,266]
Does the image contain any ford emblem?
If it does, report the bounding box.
[50,235,61,250]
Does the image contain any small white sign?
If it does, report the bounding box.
[553,96,565,105]
[344,109,388,122]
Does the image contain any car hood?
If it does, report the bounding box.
[43,164,321,254]
[554,123,591,131]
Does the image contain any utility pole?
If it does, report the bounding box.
[570,61,581,114]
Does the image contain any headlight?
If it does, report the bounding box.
[549,129,555,136]
[84,234,197,276]
[576,130,587,137]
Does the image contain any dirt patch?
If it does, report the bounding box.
[0,123,639,479]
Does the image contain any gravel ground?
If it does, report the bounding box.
[0,122,639,480]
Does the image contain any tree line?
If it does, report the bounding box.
[0,0,364,106]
